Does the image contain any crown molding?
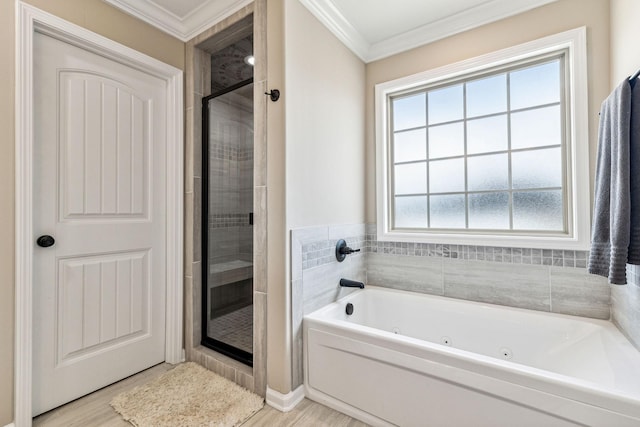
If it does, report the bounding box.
[299,0,558,63]
[102,0,253,42]
[298,0,369,61]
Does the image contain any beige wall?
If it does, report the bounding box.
[0,0,16,423]
[23,0,184,70]
[265,0,290,395]
[263,0,366,395]
[0,1,184,424]
[610,0,640,86]
[365,0,611,223]
[284,0,366,229]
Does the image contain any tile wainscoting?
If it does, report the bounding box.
[291,224,366,388]
[364,223,608,318]
[611,265,640,349]
[291,222,614,389]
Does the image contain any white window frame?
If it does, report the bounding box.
[375,27,590,250]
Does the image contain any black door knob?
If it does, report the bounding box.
[36,235,55,248]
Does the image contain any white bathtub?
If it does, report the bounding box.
[303,287,640,427]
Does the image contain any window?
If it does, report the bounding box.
[375,28,590,250]
[392,56,565,231]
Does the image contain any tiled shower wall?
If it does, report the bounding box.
[290,222,611,389]
[208,93,254,262]
[184,1,267,397]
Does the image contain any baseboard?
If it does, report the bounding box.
[4,422,15,427]
[265,385,305,412]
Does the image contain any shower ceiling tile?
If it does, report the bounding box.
[210,36,253,92]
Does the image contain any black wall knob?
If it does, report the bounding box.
[36,235,55,248]
[265,89,280,102]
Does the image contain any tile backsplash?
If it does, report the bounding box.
[295,224,604,320]
[364,224,609,319]
[299,225,590,271]
[302,235,366,270]
[365,236,589,269]
[291,224,366,389]
[611,265,640,349]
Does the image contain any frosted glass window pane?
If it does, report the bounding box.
[393,93,426,131]
[429,158,465,193]
[430,195,466,228]
[394,129,426,163]
[510,60,561,110]
[511,106,561,149]
[467,115,508,154]
[428,84,463,124]
[512,148,562,189]
[395,163,427,195]
[395,196,427,228]
[429,123,464,159]
[468,192,509,229]
[468,154,508,191]
[513,191,563,230]
[466,74,507,117]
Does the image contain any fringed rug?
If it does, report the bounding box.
[110,362,264,427]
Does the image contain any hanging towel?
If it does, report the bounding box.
[588,79,640,284]
[628,81,640,264]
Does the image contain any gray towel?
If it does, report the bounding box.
[588,79,640,284]
[629,81,640,264]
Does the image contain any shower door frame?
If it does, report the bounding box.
[201,77,255,366]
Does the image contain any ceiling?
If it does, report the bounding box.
[104,0,557,60]
[300,0,558,62]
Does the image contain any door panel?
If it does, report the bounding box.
[33,32,167,416]
[59,71,149,219]
[56,251,149,364]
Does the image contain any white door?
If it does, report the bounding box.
[32,32,168,416]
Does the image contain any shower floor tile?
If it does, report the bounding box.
[209,304,253,354]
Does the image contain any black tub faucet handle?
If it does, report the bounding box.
[336,239,360,262]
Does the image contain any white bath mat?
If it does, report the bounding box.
[110,362,263,427]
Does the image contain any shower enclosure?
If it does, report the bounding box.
[202,75,254,365]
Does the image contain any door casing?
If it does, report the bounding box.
[15,3,184,426]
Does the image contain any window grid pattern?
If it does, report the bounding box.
[390,57,566,233]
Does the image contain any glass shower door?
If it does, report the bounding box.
[202,79,254,366]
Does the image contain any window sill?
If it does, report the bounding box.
[377,227,590,251]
